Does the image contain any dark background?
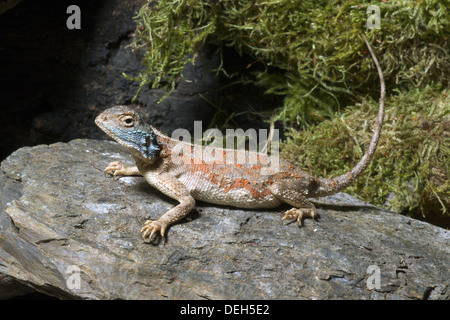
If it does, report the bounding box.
[0,0,277,161]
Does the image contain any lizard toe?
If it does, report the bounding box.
[141,220,166,243]
[104,161,124,177]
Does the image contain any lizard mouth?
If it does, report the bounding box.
[95,115,112,138]
[94,114,107,131]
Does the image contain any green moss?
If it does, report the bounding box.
[128,0,449,123]
[125,0,216,101]
[280,85,449,221]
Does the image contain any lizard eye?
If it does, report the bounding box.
[122,116,134,127]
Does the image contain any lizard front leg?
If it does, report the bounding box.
[141,171,195,242]
[104,161,141,178]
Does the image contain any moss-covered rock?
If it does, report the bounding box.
[129,0,449,123]
[281,85,449,225]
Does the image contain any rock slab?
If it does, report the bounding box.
[0,140,449,299]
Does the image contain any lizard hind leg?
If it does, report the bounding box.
[271,181,318,227]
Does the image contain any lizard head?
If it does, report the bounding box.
[95,105,161,163]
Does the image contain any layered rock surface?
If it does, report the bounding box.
[0,140,448,299]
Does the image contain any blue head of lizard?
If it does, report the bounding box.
[95,105,161,163]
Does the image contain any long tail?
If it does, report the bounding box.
[314,34,385,197]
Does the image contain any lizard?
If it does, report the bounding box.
[95,35,385,242]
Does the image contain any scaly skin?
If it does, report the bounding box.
[95,35,385,242]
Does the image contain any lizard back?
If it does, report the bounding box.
[152,128,318,208]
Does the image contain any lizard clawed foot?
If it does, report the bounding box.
[104,161,126,178]
[281,207,317,227]
[141,220,167,243]
[104,161,140,179]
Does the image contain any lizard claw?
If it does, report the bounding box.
[104,161,140,179]
[281,208,317,227]
[141,220,167,243]
[104,161,123,177]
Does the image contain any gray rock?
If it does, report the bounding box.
[0,140,449,299]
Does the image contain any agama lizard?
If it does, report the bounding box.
[95,35,385,242]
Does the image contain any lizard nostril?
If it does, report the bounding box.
[95,114,107,125]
